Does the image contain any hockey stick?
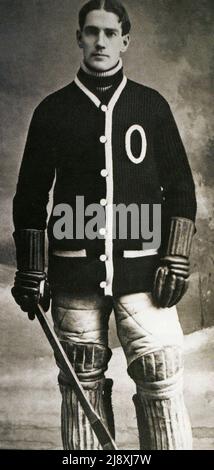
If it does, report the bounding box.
[35,303,118,450]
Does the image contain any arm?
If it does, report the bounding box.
[13,102,56,230]
[12,101,56,318]
[152,96,197,308]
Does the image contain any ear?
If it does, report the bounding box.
[120,34,130,53]
[76,30,83,48]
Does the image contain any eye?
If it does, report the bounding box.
[106,30,117,38]
[84,26,99,36]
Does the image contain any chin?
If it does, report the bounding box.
[90,61,110,72]
[94,64,110,72]
[86,56,114,72]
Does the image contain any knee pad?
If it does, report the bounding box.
[57,341,112,385]
[128,345,183,399]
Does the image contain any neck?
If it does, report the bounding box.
[76,58,124,104]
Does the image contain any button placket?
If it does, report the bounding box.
[74,76,127,296]
[101,105,113,296]
[98,118,108,289]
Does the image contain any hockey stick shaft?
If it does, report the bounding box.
[35,303,117,450]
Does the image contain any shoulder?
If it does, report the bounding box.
[126,78,171,112]
[33,81,77,118]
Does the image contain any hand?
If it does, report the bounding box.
[152,256,190,308]
[11,271,50,320]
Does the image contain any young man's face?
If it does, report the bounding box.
[77,9,130,72]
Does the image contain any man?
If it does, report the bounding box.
[12,0,197,450]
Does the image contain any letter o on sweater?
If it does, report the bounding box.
[125,124,147,164]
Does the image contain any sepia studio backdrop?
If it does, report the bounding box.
[1,0,213,330]
[0,0,213,450]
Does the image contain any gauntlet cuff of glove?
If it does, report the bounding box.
[13,229,45,272]
[166,217,195,258]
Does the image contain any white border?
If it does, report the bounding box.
[123,249,158,258]
[53,250,87,258]
[74,77,101,108]
[74,75,127,295]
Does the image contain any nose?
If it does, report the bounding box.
[95,31,106,49]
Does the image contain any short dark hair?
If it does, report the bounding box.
[79,0,131,35]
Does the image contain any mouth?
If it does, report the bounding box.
[92,53,109,58]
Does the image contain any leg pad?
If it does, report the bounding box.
[60,378,115,450]
[129,347,192,450]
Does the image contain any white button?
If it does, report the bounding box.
[99,228,106,236]
[100,281,107,289]
[99,136,107,144]
[100,199,107,206]
[100,254,107,262]
[101,105,108,112]
[101,169,108,177]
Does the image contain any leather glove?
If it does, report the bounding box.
[12,271,50,320]
[153,255,190,308]
[152,217,195,308]
[12,229,50,320]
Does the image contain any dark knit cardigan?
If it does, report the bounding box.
[13,71,197,296]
